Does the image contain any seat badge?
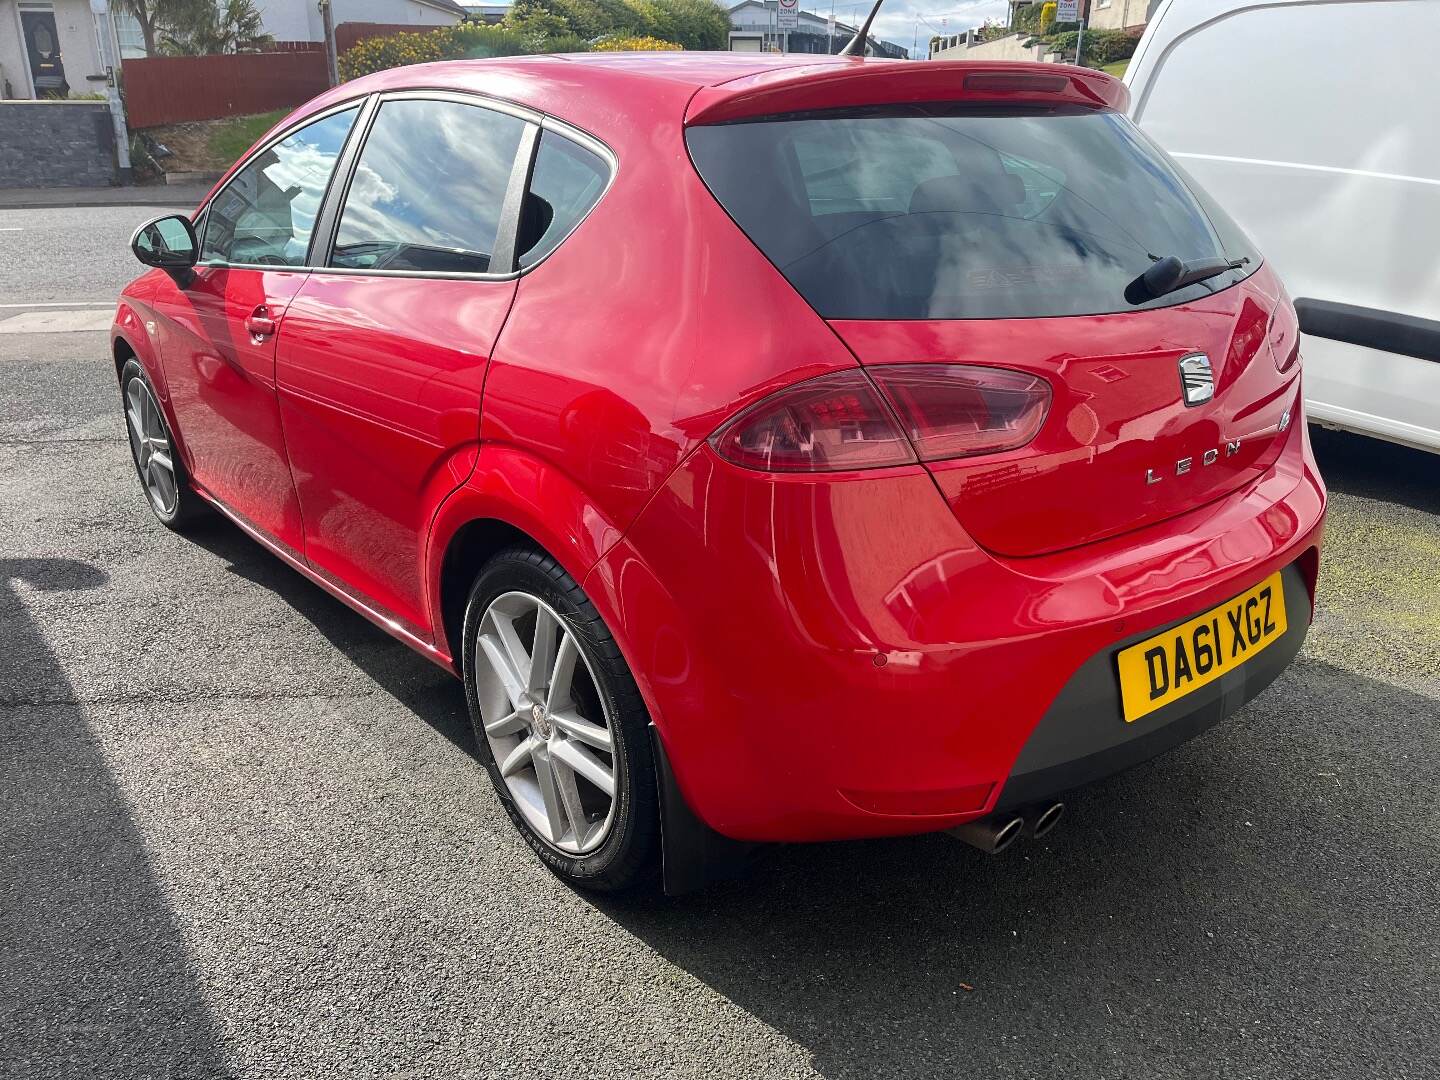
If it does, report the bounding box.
[1179,353,1214,406]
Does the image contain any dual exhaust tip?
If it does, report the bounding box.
[946,801,1064,855]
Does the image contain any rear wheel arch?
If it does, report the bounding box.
[437,517,537,669]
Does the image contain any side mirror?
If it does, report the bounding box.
[131,214,198,274]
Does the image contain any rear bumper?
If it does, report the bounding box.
[584,419,1326,844]
[994,561,1311,811]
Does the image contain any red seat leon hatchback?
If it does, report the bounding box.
[116,54,1325,892]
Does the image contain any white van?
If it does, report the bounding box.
[1126,0,1440,453]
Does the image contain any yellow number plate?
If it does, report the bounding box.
[1117,571,1287,724]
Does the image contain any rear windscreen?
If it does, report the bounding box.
[686,105,1258,320]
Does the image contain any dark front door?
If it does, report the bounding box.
[20,10,67,97]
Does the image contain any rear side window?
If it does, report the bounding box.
[516,131,609,269]
[331,98,526,274]
[201,106,358,267]
[687,105,1259,320]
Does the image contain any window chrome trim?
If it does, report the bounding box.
[193,87,619,284]
[195,96,371,271]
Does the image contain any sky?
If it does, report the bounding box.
[820,0,1013,54]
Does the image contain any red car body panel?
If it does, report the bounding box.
[276,274,516,636]
[830,264,1301,558]
[148,266,310,550]
[112,54,1327,848]
[589,419,1323,841]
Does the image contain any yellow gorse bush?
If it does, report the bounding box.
[592,34,683,50]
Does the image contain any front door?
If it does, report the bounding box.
[20,9,66,96]
[277,96,530,635]
[150,105,360,552]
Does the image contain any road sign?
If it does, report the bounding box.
[778,0,800,29]
[1056,0,1079,20]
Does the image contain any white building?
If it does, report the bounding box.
[728,0,907,59]
[252,0,464,47]
[0,0,464,99]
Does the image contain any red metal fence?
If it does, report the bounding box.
[121,50,330,129]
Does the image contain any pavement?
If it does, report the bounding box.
[0,183,212,212]
[0,202,1437,1080]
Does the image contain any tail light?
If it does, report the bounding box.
[870,364,1051,461]
[710,371,916,473]
[710,365,1051,473]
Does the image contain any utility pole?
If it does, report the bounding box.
[89,0,132,184]
[319,0,339,87]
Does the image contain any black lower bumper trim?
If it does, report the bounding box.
[995,563,1311,811]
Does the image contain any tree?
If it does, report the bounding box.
[117,0,198,55]
[501,0,575,49]
[160,0,273,56]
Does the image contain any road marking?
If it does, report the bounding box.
[0,227,21,232]
[0,309,113,334]
[0,301,113,309]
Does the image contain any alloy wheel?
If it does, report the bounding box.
[474,591,618,855]
[124,378,179,517]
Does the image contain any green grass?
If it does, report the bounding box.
[207,110,288,166]
[1100,59,1130,78]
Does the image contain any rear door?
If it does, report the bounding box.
[275,94,533,635]
[151,104,360,551]
[688,104,1299,557]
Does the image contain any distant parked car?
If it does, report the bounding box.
[1126,0,1440,454]
[115,55,1325,893]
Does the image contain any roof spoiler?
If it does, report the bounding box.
[685,62,1128,126]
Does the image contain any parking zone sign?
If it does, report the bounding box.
[1056,0,1079,20]
[778,0,799,28]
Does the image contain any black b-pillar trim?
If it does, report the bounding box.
[1294,298,1440,365]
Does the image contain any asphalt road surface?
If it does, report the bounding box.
[1,202,1437,1080]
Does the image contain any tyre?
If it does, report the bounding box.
[462,546,659,891]
[120,359,207,531]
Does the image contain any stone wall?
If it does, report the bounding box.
[0,101,118,189]
[932,30,1062,63]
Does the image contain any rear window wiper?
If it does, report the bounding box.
[1126,254,1249,304]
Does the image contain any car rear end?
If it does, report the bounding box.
[603,63,1325,843]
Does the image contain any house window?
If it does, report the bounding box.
[113,13,147,58]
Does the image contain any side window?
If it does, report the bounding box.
[515,132,609,269]
[201,107,358,267]
[331,98,526,274]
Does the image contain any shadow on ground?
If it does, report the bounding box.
[183,522,475,759]
[1310,424,1438,513]
[597,658,1439,1077]
[58,423,1428,1079]
[0,558,233,1080]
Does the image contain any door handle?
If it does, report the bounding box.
[245,306,278,339]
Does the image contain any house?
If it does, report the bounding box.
[252,0,465,48]
[455,2,509,24]
[727,0,908,59]
[0,0,465,99]
[0,0,116,99]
